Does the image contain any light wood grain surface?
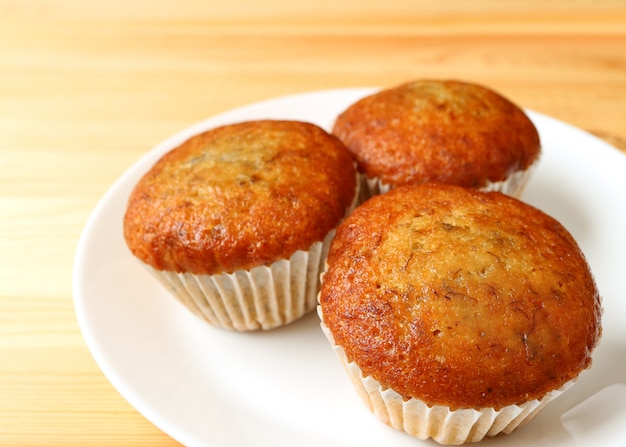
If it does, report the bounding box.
[1,1,625,445]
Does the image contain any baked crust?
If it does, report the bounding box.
[124,120,356,275]
[332,79,541,188]
[319,184,601,410]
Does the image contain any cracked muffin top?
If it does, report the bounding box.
[332,79,541,189]
[124,120,357,275]
[319,183,601,410]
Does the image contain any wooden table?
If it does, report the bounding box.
[1,1,625,445]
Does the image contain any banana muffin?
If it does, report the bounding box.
[318,183,602,444]
[124,120,357,331]
[332,79,541,200]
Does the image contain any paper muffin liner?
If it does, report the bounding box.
[141,230,338,331]
[317,312,573,445]
[357,159,539,204]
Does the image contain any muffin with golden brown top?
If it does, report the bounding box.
[124,120,357,331]
[332,79,541,200]
[318,183,601,444]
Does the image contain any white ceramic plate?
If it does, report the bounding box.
[73,88,626,447]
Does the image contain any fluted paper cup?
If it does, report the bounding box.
[140,231,334,331]
[357,161,538,204]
